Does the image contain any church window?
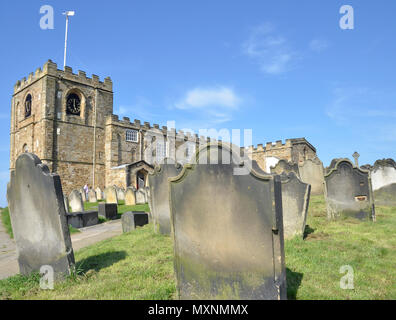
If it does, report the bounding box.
[25,94,32,118]
[126,129,138,142]
[66,93,81,115]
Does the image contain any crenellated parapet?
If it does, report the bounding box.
[243,139,293,153]
[14,60,113,95]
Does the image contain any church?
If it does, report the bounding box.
[9,60,318,195]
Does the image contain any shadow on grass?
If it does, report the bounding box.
[303,224,315,239]
[76,251,127,273]
[286,267,303,300]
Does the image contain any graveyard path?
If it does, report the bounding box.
[0,219,123,280]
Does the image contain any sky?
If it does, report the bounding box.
[0,0,395,207]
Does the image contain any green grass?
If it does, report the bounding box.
[1,207,13,238]
[0,195,395,300]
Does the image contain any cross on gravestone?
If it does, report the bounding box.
[353,152,360,167]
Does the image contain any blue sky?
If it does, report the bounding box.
[0,0,395,206]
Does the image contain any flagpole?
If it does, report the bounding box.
[62,11,75,69]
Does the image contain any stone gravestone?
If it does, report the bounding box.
[98,203,118,220]
[370,159,396,206]
[96,187,103,201]
[104,186,118,204]
[135,189,146,204]
[298,157,325,195]
[80,188,88,202]
[121,212,149,233]
[324,159,375,221]
[125,187,136,205]
[270,159,299,177]
[69,189,84,212]
[148,159,182,234]
[280,172,311,239]
[88,189,97,203]
[6,153,75,277]
[63,195,69,213]
[169,142,286,300]
[116,186,125,201]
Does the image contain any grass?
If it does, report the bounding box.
[0,207,13,238]
[0,195,395,300]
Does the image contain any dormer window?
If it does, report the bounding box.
[66,93,81,115]
[25,94,32,118]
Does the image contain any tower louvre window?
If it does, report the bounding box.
[24,94,32,118]
[126,129,138,142]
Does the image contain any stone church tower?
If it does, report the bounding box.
[10,60,113,194]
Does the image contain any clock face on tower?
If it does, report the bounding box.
[66,93,81,115]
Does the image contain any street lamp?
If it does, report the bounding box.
[63,11,75,69]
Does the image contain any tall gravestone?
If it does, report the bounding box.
[105,186,118,204]
[324,159,375,221]
[370,159,396,206]
[148,159,182,234]
[6,153,75,277]
[80,188,88,202]
[298,157,324,195]
[280,172,311,239]
[125,187,136,205]
[88,189,97,203]
[116,186,125,201]
[169,143,286,300]
[63,195,69,213]
[69,189,84,212]
[96,187,103,200]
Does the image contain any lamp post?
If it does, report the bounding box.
[63,11,75,69]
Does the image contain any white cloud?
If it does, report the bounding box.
[242,23,298,75]
[115,96,160,120]
[175,87,240,110]
[309,39,329,53]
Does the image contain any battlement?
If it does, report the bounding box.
[245,139,293,153]
[14,60,113,95]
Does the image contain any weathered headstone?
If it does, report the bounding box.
[270,159,299,176]
[80,188,88,202]
[104,186,118,204]
[169,143,286,300]
[98,203,118,220]
[69,189,84,212]
[352,151,360,167]
[298,157,324,195]
[135,189,146,204]
[116,186,125,201]
[280,172,311,239]
[88,189,97,203]
[121,211,149,233]
[6,153,75,277]
[63,194,69,213]
[324,159,375,220]
[125,187,136,205]
[96,187,103,200]
[370,159,396,206]
[148,159,182,234]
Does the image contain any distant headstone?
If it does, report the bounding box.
[121,212,149,233]
[116,187,125,201]
[352,152,360,167]
[6,153,75,278]
[69,189,84,212]
[104,186,118,204]
[125,187,136,205]
[298,157,325,195]
[63,195,69,213]
[88,189,97,203]
[169,143,286,300]
[148,159,182,234]
[80,188,88,202]
[135,189,146,204]
[98,203,118,220]
[270,159,299,177]
[280,172,311,239]
[370,159,396,206]
[96,187,103,200]
[324,159,375,221]
[67,211,98,228]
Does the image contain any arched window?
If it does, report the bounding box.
[23,144,29,153]
[25,94,32,118]
[66,93,81,115]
